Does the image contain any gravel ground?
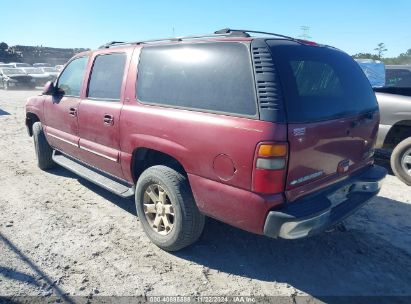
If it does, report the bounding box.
[0,89,411,302]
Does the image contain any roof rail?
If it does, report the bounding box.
[98,28,301,49]
[98,30,249,49]
[214,28,298,42]
[99,41,125,49]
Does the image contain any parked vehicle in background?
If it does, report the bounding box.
[385,65,411,88]
[355,59,385,87]
[0,68,35,89]
[8,62,32,68]
[55,65,64,71]
[33,63,52,68]
[25,29,386,251]
[0,63,13,68]
[374,86,411,186]
[357,62,411,185]
[21,67,52,87]
[40,67,60,81]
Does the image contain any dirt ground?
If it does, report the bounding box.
[1,89,411,302]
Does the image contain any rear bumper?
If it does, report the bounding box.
[263,165,387,239]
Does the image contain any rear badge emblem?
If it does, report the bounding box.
[338,159,351,173]
[293,127,306,136]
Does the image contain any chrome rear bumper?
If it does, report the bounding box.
[263,165,387,239]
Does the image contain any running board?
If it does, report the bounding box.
[52,152,135,198]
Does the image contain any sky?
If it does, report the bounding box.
[1,0,410,57]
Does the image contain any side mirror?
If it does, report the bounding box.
[42,81,55,95]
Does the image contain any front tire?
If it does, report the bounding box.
[32,122,55,170]
[390,137,411,185]
[135,165,205,251]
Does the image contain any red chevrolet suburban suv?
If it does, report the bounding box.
[25,29,386,251]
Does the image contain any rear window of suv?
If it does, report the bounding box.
[137,42,257,117]
[267,41,378,123]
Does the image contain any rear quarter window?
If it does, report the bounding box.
[267,41,378,123]
[136,42,257,117]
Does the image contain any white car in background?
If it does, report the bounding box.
[55,65,64,71]
[0,68,35,89]
[20,67,52,86]
[8,62,32,68]
[33,63,52,68]
[40,67,60,81]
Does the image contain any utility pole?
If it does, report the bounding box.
[298,26,311,40]
[172,27,175,37]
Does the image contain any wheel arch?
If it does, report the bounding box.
[26,112,41,136]
[382,120,411,150]
[130,147,187,184]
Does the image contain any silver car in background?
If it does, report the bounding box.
[0,68,35,89]
[20,67,52,87]
[40,67,60,81]
[374,65,411,185]
[357,61,411,185]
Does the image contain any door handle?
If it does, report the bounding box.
[103,114,114,125]
[69,107,77,117]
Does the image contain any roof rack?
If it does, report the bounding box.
[99,41,126,49]
[214,28,298,42]
[98,30,249,49]
[98,28,298,49]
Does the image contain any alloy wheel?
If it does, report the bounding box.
[143,184,175,235]
[401,148,411,177]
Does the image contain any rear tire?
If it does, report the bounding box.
[390,137,411,186]
[33,122,55,170]
[135,165,205,251]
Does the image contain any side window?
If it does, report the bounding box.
[87,53,126,100]
[136,43,257,116]
[57,57,88,97]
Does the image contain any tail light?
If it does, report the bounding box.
[252,142,288,194]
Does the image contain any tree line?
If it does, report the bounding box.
[0,42,88,65]
[352,42,411,65]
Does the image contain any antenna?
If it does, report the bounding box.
[298,26,311,40]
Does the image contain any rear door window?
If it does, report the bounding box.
[136,42,257,116]
[267,41,378,123]
[87,53,126,100]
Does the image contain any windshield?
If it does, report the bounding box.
[1,68,26,75]
[22,68,44,74]
[268,41,378,123]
